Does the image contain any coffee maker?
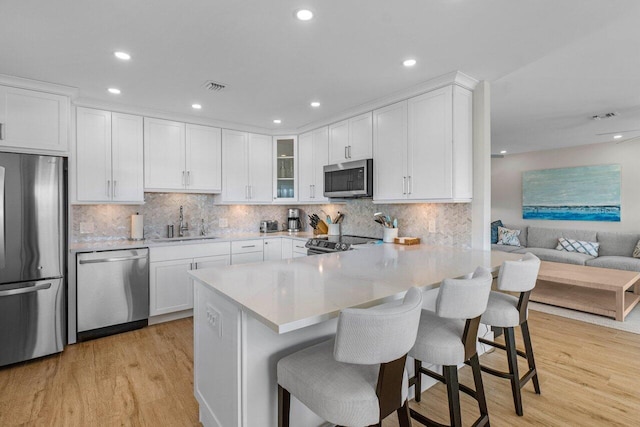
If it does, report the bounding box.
[287,208,302,232]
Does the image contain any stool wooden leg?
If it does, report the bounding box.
[443,365,462,427]
[521,320,541,394]
[414,359,423,402]
[278,385,290,427]
[504,327,523,416]
[397,400,412,427]
[469,353,489,424]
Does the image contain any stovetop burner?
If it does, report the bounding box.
[305,235,381,253]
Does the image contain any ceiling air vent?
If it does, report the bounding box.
[591,112,618,120]
[203,80,227,92]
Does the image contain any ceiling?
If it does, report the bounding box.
[2,0,639,154]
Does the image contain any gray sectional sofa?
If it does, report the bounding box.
[492,224,640,272]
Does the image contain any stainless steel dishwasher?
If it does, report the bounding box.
[76,248,149,341]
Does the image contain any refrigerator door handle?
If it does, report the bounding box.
[0,166,5,269]
[0,282,51,297]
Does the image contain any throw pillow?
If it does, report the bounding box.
[556,237,600,257]
[497,226,521,247]
[490,220,503,244]
[634,239,640,258]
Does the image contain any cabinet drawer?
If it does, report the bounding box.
[231,239,264,254]
[150,242,231,262]
[292,240,308,254]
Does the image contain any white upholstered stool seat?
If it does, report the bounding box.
[278,339,409,426]
[481,291,521,327]
[410,312,466,366]
[277,287,423,427]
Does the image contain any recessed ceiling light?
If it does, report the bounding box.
[107,88,121,95]
[613,135,623,139]
[500,150,507,154]
[192,104,202,110]
[296,9,314,21]
[403,59,417,67]
[310,101,321,108]
[273,119,282,124]
[114,51,131,60]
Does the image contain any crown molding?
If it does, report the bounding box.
[0,73,79,98]
[73,97,275,135]
[295,71,479,134]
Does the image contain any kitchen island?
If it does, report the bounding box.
[189,244,521,427]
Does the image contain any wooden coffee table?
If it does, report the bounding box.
[532,261,640,321]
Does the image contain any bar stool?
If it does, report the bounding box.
[277,287,423,427]
[409,267,493,427]
[478,252,541,416]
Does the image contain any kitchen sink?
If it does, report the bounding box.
[151,236,219,243]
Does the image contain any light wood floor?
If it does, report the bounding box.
[1,311,640,426]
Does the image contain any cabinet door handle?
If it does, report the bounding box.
[113,180,117,198]
[107,180,111,197]
[187,171,191,186]
[408,176,412,194]
[348,145,352,159]
[0,123,4,140]
[241,245,256,248]
[344,146,348,159]
[402,176,406,195]
[249,185,253,199]
[182,171,185,186]
[245,185,249,199]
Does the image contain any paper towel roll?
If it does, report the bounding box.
[131,214,144,240]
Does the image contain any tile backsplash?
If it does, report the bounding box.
[71,193,471,247]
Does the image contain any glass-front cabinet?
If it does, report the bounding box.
[273,136,297,202]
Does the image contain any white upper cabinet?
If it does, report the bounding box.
[273,136,297,203]
[0,85,69,154]
[328,112,372,164]
[373,85,472,202]
[144,118,185,190]
[75,107,143,203]
[186,124,222,193]
[144,118,222,193]
[373,101,407,201]
[298,127,329,202]
[221,130,272,203]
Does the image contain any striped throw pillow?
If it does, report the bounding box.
[634,240,640,258]
[556,237,599,257]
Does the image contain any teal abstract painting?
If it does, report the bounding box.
[522,165,621,221]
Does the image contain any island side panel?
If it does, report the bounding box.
[194,278,338,427]
[243,311,337,427]
[194,281,242,427]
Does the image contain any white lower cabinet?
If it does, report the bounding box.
[281,238,293,259]
[292,240,308,258]
[263,238,283,261]
[149,242,231,316]
[231,239,264,265]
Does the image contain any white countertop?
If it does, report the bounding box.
[69,231,315,253]
[189,244,522,334]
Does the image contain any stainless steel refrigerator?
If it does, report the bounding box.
[0,153,65,367]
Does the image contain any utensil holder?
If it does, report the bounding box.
[383,227,398,243]
[328,223,340,236]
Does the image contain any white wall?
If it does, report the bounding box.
[492,140,640,233]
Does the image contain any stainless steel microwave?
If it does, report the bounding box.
[323,159,373,198]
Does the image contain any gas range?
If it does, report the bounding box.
[305,235,382,254]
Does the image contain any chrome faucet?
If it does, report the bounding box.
[179,205,188,237]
